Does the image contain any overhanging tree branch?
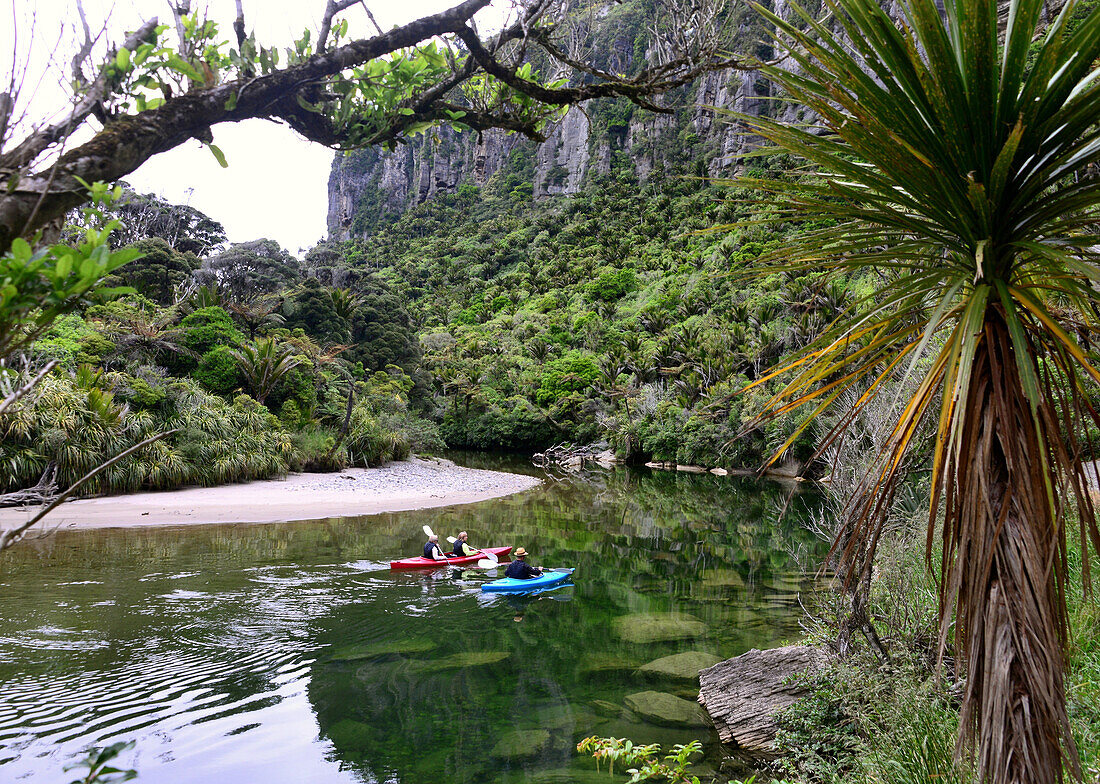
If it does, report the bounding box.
[0,0,746,253]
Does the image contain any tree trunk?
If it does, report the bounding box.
[949,308,1075,784]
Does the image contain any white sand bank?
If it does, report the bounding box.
[0,457,541,531]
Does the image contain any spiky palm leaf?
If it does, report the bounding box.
[226,295,285,339]
[106,312,194,365]
[735,0,1100,781]
[231,338,303,404]
[329,287,364,322]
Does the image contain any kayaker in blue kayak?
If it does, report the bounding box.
[423,534,446,561]
[504,547,542,579]
[451,531,480,557]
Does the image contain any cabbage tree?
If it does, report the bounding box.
[739,0,1100,781]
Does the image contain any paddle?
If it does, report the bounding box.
[447,534,497,564]
[420,525,448,562]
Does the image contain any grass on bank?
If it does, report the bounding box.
[769,528,1100,784]
[577,522,1100,784]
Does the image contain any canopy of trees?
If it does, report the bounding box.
[0,0,740,253]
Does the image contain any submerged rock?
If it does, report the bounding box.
[612,612,706,644]
[411,650,511,671]
[576,653,641,676]
[491,728,551,760]
[636,651,723,683]
[325,718,374,750]
[535,703,599,733]
[590,699,622,718]
[624,690,710,727]
[329,638,436,662]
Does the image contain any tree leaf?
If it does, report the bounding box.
[207,144,228,168]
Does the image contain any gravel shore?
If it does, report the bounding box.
[0,457,541,530]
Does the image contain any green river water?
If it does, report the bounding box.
[0,457,824,783]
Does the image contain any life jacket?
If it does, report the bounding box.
[423,541,442,559]
[453,539,474,557]
[505,559,535,579]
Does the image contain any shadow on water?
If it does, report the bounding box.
[0,458,825,784]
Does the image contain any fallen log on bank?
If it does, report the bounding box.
[698,645,829,757]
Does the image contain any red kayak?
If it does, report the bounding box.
[389,546,512,570]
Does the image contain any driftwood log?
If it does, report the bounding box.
[0,465,57,508]
[531,442,618,470]
[698,645,829,757]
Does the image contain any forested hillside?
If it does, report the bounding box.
[18,0,1090,493]
[323,147,860,468]
[2,0,841,499]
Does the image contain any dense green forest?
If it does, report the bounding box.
[4,141,864,497]
[331,145,856,467]
[0,189,443,496]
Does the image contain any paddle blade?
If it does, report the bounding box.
[476,559,498,569]
[550,568,574,573]
[422,525,434,538]
[483,549,498,563]
[446,536,457,544]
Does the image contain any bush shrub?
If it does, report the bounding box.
[180,306,242,355]
[194,346,242,395]
[535,351,599,405]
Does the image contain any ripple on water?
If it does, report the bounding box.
[342,559,389,572]
[0,627,111,654]
[0,633,313,774]
[0,464,826,784]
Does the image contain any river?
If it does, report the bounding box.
[0,457,824,783]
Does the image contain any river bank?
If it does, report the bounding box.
[0,456,541,530]
[0,464,820,784]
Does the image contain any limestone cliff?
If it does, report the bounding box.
[325,0,1062,240]
[326,0,789,240]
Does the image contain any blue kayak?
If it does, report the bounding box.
[481,568,575,593]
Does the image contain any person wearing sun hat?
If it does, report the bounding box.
[504,547,542,579]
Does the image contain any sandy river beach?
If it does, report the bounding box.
[0,457,541,531]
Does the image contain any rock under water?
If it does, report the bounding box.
[636,651,723,683]
[611,612,706,644]
[624,690,711,728]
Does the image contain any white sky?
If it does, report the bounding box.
[7,0,510,254]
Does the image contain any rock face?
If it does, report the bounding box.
[698,645,829,756]
[325,1,820,241]
[326,1,1058,241]
[327,128,524,237]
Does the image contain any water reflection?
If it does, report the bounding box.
[0,461,824,783]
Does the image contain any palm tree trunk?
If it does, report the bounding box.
[949,307,1075,784]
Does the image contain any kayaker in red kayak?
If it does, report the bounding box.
[423,534,446,561]
[504,547,543,579]
[451,531,480,557]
